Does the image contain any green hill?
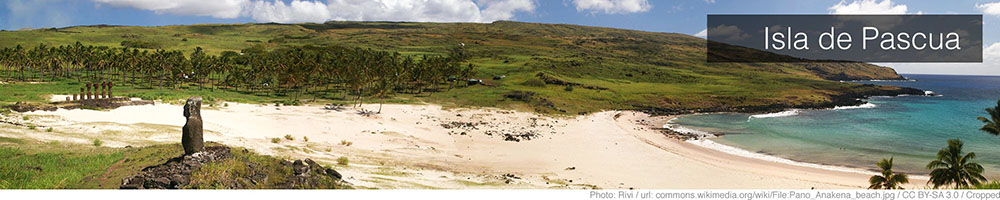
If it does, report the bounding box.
[0,21,916,114]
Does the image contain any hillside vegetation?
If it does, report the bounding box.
[0,21,912,114]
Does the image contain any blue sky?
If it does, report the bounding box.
[1,0,999,75]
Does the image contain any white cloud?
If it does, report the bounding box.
[881,42,1000,76]
[986,42,1000,62]
[92,0,536,23]
[828,0,907,14]
[707,25,749,41]
[978,2,1000,16]
[572,0,651,14]
[245,0,331,23]
[479,0,536,22]
[693,29,706,38]
[94,0,247,18]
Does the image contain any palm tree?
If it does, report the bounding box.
[978,99,1000,135]
[927,139,987,189]
[869,157,909,189]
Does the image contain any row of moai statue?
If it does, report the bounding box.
[68,82,115,101]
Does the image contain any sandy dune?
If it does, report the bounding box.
[2,102,928,189]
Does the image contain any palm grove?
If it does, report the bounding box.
[0,42,475,111]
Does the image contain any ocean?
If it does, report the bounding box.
[668,74,1000,177]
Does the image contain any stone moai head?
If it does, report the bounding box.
[181,96,205,155]
[184,96,202,118]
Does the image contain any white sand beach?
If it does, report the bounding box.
[0,102,928,189]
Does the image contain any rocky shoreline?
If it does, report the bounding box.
[636,85,926,116]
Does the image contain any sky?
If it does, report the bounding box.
[1,0,999,75]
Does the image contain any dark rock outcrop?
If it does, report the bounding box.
[182,96,204,155]
[120,146,233,189]
[119,146,347,189]
[5,102,57,112]
[6,98,154,112]
[282,158,344,188]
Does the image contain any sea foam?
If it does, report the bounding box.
[832,103,876,110]
[685,139,880,176]
[748,110,800,119]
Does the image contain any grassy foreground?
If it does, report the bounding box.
[0,137,347,189]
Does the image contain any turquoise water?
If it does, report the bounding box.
[669,74,1000,177]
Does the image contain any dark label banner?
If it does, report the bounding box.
[706,15,982,63]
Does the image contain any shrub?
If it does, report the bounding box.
[336,156,349,165]
[284,134,294,141]
[27,125,36,130]
[340,140,353,146]
[976,181,1000,189]
[92,139,102,147]
[120,40,162,49]
[46,127,53,132]
[22,116,29,120]
[503,91,535,102]
[564,85,574,92]
[521,78,546,87]
[303,136,309,142]
[270,138,281,143]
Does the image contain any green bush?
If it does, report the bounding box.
[284,134,294,141]
[270,138,281,143]
[303,136,309,142]
[564,85,574,92]
[336,156,349,166]
[46,127,53,132]
[521,78,546,87]
[92,139,102,147]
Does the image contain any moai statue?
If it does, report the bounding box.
[84,84,90,100]
[72,93,78,101]
[108,82,114,98]
[100,82,107,99]
[79,87,86,100]
[182,96,204,155]
[87,83,94,100]
[65,96,70,102]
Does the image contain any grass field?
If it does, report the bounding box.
[0,21,911,114]
[0,137,346,189]
[0,137,177,189]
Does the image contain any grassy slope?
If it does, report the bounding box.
[0,21,909,114]
[0,137,345,189]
